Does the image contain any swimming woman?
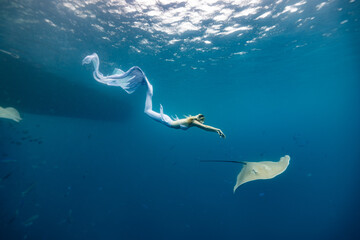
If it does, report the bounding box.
[82,53,226,138]
[143,77,225,138]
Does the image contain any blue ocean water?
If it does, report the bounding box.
[0,0,359,239]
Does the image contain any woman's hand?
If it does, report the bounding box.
[217,129,226,139]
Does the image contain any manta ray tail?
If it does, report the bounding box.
[199,160,247,165]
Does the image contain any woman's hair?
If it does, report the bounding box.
[185,114,205,123]
[197,114,205,123]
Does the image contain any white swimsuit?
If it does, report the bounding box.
[160,105,189,130]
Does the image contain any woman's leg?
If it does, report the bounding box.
[144,78,162,121]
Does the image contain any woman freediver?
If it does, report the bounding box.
[82,53,225,138]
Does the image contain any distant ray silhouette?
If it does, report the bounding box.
[0,106,22,122]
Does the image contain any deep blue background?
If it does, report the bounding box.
[1,0,360,239]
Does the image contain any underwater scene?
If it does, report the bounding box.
[0,0,359,239]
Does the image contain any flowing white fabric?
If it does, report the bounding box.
[82,53,187,129]
[82,53,145,94]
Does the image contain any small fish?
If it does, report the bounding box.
[66,209,73,224]
[1,159,17,163]
[6,210,18,226]
[7,216,16,225]
[23,214,39,227]
[58,209,73,225]
[0,172,12,182]
[21,183,36,197]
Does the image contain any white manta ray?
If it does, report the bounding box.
[201,155,290,192]
[233,155,290,192]
[0,106,22,122]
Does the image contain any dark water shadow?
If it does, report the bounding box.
[0,54,132,122]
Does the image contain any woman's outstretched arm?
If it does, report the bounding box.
[192,120,226,138]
